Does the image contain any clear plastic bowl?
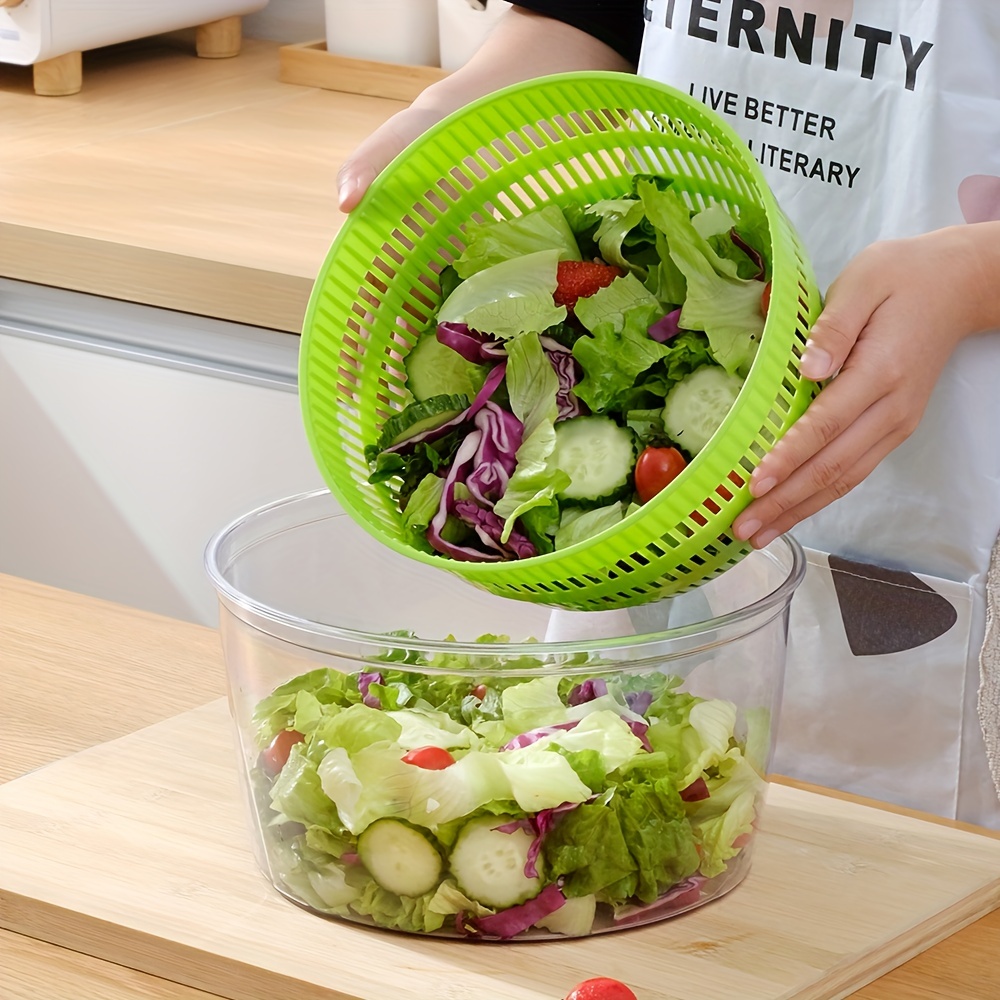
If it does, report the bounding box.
[205,489,804,941]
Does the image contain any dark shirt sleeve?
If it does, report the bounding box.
[511,1,645,66]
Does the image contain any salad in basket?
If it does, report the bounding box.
[251,637,765,939]
[365,176,772,563]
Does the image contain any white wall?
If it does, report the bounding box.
[0,328,325,626]
[243,0,325,42]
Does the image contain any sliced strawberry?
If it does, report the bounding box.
[554,260,623,310]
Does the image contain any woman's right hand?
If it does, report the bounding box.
[336,8,634,212]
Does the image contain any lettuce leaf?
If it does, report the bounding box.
[385,706,478,750]
[542,799,638,898]
[610,772,701,902]
[687,754,762,878]
[586,197,648,273]
[401,474,445,548]
[437,249,567,339]
[555,502,626,550]
[270,745,346,832]
[541,768,699,904]
[636,182,764,377]
[455,205,581,278]
[573,272,659,334]
[349,879,448,933]
[252,667,362,746]
[501,675,567,733]
[571,299,671,414]
[493,332,570,537]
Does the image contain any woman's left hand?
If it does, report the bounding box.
[731,222,1000,549]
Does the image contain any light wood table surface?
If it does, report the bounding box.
[0,37,403,333]
[1,571,998,999]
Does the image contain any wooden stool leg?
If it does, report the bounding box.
[33,51,82,96]
[195,16,242,59]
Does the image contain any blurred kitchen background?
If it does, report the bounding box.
[0,1,510,626]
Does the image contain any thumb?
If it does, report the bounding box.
[337,158,378,213]
[337,106,445,213]
[800,248,891,381]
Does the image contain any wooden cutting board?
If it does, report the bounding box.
[1,700,999,1000]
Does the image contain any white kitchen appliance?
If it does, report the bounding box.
[0,0,269,94]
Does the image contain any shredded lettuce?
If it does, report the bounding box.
[255,646,765,937]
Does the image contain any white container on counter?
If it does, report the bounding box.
[437,0,511,71]
[325,0,440,66]
[0,0,268,66]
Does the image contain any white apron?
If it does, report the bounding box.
[639,0,1000,826]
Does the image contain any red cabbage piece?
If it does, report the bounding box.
[493,818,534,836]
[357,671,384,709]
[567,678,609,706]
[626,719,653,751]
[454,500,537,559]
[625,690,654,716]
[525,803,578,879]
[492,802,579,879]
[648,308,682,343]
[427,429,506,562]
[540,337,584,420]
[469,883,567,939]
[427,399,535,561]
[464,402,522,506]
[436,322,506,363]
[612,876,705,927]
[730,231,766,280]
[680,777,711,802]
[500,720,580,751]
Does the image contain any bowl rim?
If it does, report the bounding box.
[204,489,807,661]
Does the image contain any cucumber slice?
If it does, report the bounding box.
[448,815,542,909]
[550,416,636,506]
[535,893,596,936]
[405,332,490,402]
[377,394,469,451]
[661,365,744,455]
[357,819,443,898]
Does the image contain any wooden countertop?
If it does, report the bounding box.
[0,37,403,333]
[1,571,998,999]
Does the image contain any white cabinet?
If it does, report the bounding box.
[0,279,326,625]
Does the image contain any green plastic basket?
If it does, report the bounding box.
[300,71,822,610]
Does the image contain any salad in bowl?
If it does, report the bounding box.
[250,637,764,940]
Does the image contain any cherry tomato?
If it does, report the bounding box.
[760,280,772,318]
[471,684,488,700]
[634,446,687,504]
[401,746,456,770]
[564,978,638,1000]
[260,729,305,776]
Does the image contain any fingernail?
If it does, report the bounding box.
[800,346,833,381]
[734,518,760,541]
[750,476,776,498]
[338,179,359,212]
[753,528,780,549]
